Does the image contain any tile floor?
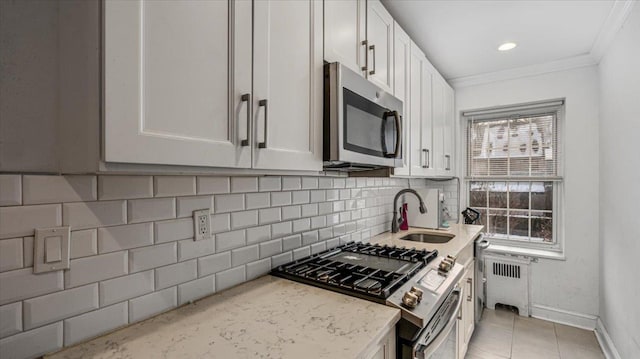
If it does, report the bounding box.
[465,308,605,359]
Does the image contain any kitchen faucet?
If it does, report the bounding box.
[391,189,427,233]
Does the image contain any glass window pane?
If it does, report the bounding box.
[531,182,553,210]
[508,182,530,209]
[531,211,553,243]
[508,210,529,239]
[488,209,508,236]
[469,182,487,207]
[488,182,507,208]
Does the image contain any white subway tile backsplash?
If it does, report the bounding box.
[198,252,231,277]
[214,194,244,213]
[0,322,62,359]
[22,237,33,267]
[271,251,292,268]
[282,234,302,251]
[282,177,301,190]
[319,228,333,241]
[154,218,193,244]
[100,270,154,307]
[0,302,22,338]
[271,221,292,239]
[128,197,176,223]
[310,190,326,203]
[155,260,197,290]
[293,246,310,260]
[310,242,326,254]
[271,191,291,206]
[333,178,346,188]
[326,238,340,249]
[129,287,177,323]
[259,239,282,259]
[215,230,245,252]
[301,204,318,217]
[246,258,271,280]
[246,225,271,245]
[0,268,63,306]
[0,204,61,239]
[197,177,230,195]
[346,178,356,188]
[301,177,318,190]
[98,223,153,253]
[231,177,258,193]
[63,302,128,346]
[311,216,326,229]
[231,245,258,266]
[258,177,281,192]
[281,205,301,220]
[65,251,128,289]
[129,243,177,273]
[245,192,270,209]
[0,238,23,272]
[302,231,319,246]
[292,190,310,204]
[210,213,230,234]
[178,276,215,305]
[215,266,246,292]
[318,177,333,189]
[23,175,97,204]
[258,208,281,224]
[176,196,213,218]
[292,218,311,233]
[0,175,21,206]
[231,210,258,229]
[154,176,196,197]
[63,201,125,230]
[70,229,97,259]
[318,202,332,215]
[326,190,339,201]
[23,284,98,330]
[98,176,152,200]
[177,238,215,262]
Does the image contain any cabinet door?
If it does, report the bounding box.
[443,84,455,174]
[104,0,252,168]
[324,0,366,76]
[253,0,323,171]
[431,74,446,174]
[392,22,411,176]
[409,43,435,177]
[366,0,394,93]
[464,261,476,348]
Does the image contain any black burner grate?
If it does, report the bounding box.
[271,242,438,303]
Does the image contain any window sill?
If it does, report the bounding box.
[485,243,565,261]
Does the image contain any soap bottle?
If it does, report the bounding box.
[399,203,409,231]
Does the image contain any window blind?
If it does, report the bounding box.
[465,100,563,180]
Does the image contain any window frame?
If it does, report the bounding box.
[462,100,565,252]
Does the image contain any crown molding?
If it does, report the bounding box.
[590,0,636,62]
[449,0,636,89]
[449,54,596,89]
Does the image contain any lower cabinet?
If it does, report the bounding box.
[457,259,475,359]
[364,325,396,359]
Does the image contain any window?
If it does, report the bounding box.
[464,100,563,247]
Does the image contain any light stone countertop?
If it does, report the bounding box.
[46,275,401,359]
[370,223,485,258]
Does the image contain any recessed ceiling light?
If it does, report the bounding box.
[498,42,517,51]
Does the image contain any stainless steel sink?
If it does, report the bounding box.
[399,232,455,243]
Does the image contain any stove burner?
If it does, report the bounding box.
[271,242,438,302]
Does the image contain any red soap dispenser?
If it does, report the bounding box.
[399,203,409,231]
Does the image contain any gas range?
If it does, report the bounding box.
[271,242,464,359]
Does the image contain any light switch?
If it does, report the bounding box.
[45,236,62,263]
[34,226,70,274]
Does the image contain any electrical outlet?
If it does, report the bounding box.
[193,209,212,241]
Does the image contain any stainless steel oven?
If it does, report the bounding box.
[412,287,462,359]
[324,62,403,171]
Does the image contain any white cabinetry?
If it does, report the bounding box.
[323,0,367,75]
[362,325,396,359]
[366,0,394,93]
[430,74,456,176]
[392,22,411,176]
[408,43,436,177]
[457,259,475,359]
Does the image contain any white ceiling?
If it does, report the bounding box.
[382,0,620,80]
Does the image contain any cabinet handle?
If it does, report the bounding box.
[369,45,376,75]
[445,154,451,171]
[240,94,250,146]
[467,278,472,302]
[361,40,368,73]
[258,99,268,149]
[421,149,428,168]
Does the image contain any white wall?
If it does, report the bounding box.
[598,3,640,358]
[455,66,601,322]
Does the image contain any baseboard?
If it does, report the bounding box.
[595,318,622,359]
[530,304,597,330]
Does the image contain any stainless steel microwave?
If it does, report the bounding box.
[323,62,403,171]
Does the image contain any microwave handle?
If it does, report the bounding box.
[382,111,401,158]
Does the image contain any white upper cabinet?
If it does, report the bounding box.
[409,43,436,177]
[252,0,323,171]
[366,0,394,93]
[431,73,455,176]
[443,84,455,174]
[392,22,411,176]
[324,0,367,76]
[104,0,252,168]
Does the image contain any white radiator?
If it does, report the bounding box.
[485,254,531,316]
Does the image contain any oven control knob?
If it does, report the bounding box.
[402,291,418,309]
[410,286,424,302]
[439,260,452,273]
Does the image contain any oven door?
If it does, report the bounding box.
[413,288,462,359]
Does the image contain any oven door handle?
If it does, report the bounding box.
[381,110,401,158]
[415,288,462,359]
